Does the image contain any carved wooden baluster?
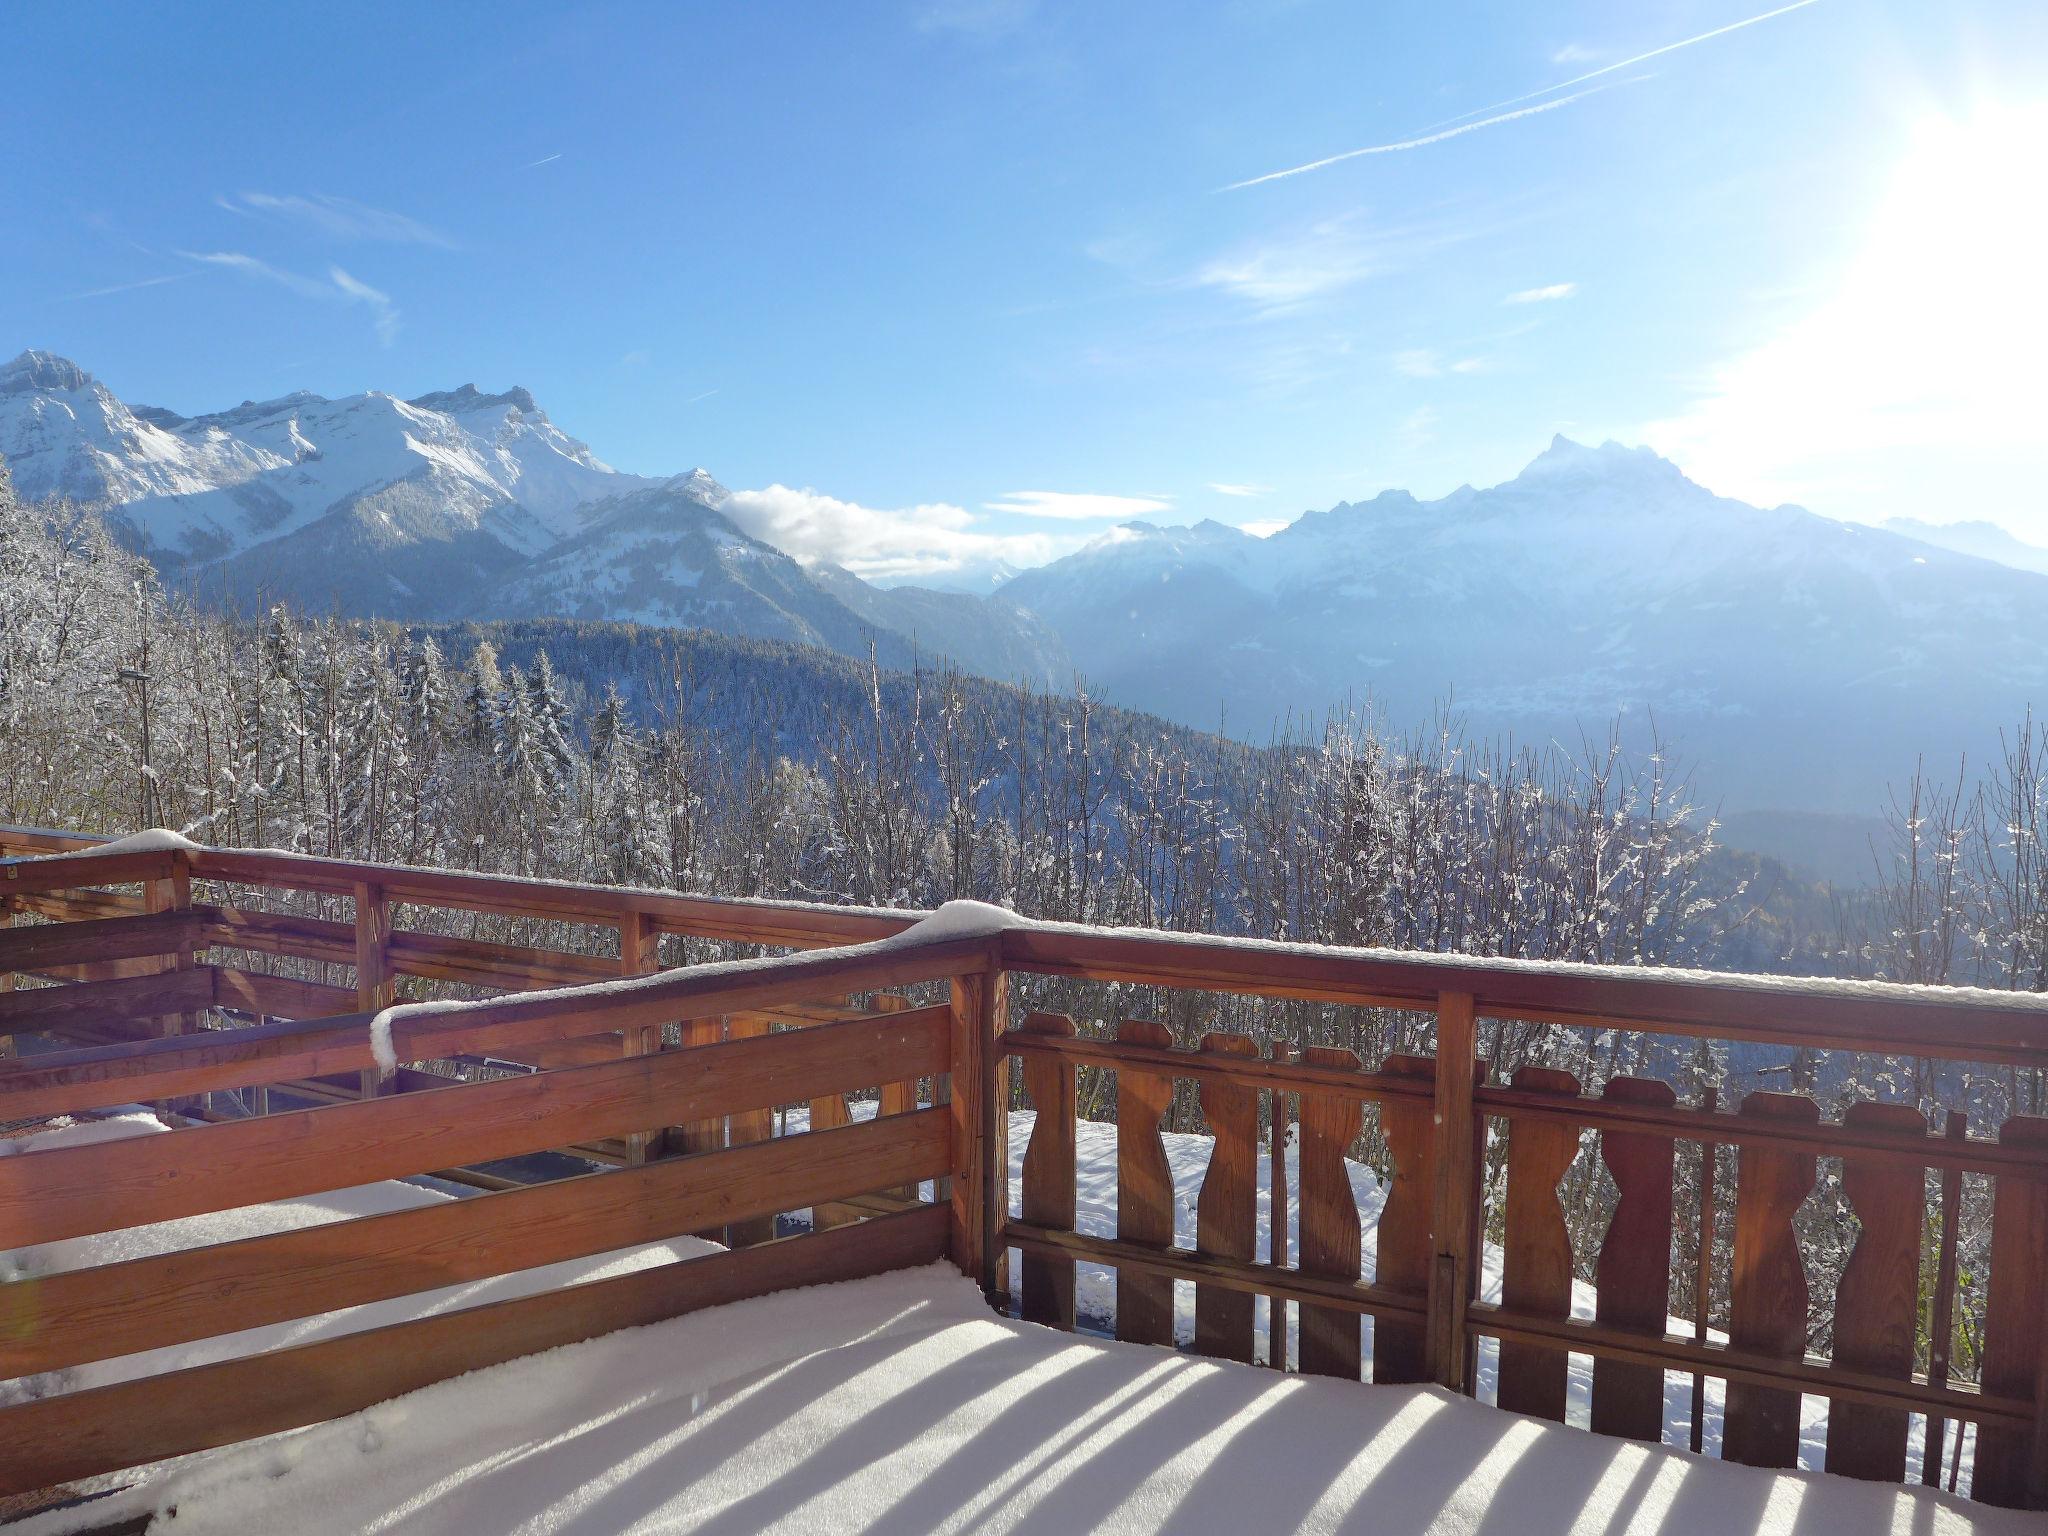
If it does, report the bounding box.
[1824,1100,1927,1482]
[1297,1045,1365,1380]
[1115,1018,1177,1347]
[1723,1091,1819,1469]
[1195,1031,1260,1364]
[1921,1109,1967,1487]
[1374,1053,1436,1384]
[1971,1115,2048,1508]
[1498,1066,1581,1422]
[1591,1076,1676,1442]
[1018,1011,1078,1329]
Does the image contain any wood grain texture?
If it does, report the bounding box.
[0,1111,947,1378]
[1972,1114,2048,1507]
[1824,1100,1928,1482]
[0,1206,949,1499]
[1195,1031,1260,1364]
[0,967,214,1033]
[1375,1052,1437,1385]
[1114,1017,1177,1347]
[722,1011,779,1247]
[1497,1065,1581,1422]
[0,1008,948,1249]
[1723,1091,1819,1469]
[1426,993,1480,1392]
[1296,1045,1364,1380]
[1591,1075,1677,1441]
[1017,1011,1077,1328]
[0,910,201,975]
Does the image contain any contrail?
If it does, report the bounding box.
[1224,0,1823,190]
[1223,87,1607,191]
[1425,0,1824,133]
[523,153,563,169]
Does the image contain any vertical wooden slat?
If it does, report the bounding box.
[1375,1052,1437,1385]
[1498,1065,1581,1422]
[1973,1115,2048,1507]
[1018,1012,1077,1329]
[1923,1109,1968,1487]
[722,1011,778,1247]
[352,880,394,1102]
[1195,1031,1260,1364]
[1269,1040,1293,1371]
[982,961,1010,1300]
[1825,1100,1927,1482]
[1427,991,1479,1393]
[1690,1084,1720,1456]
[1591,1075,1677,1442]
[1723,1091,1819,1469]
[1296,1045,1364,1381]
[950,966,999,1294]
[871,993,921,1199]
[618,909,662,1168]
[1115,1017,1177,1348]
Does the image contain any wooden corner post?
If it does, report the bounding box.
[145,849,200,1113]
[948,941,1008,1299]
[354,881,396,1099]
[619,908,664,1165]
[1426,989,1479,1392]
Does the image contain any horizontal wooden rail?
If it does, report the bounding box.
[0,967,213,1033]
[0,848,182,897]
[1001,1029,1432,1104]
[997,924,2048,1068]
[1004,1220,1425,1319]
[1467,1302,2032,1427]
[1,1110,949,1379]
[0,910,200,974]
[0,1204,949,1498]
[1477,1082,2048,1176]
[0,1007,951,1247]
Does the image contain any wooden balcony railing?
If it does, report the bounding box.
[5,824,2048,1509]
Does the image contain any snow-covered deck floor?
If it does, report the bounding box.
[25,1264,2030,1536]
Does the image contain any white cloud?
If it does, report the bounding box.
[1208,482,1273,498]
[983,490,1175,521]
[1397,406,1439,450]
[328,267,400,347]
[1394,349,1489,378]
[1506,282,1577,304]
[217,192,454,248]
[181,251,401,346]
[1551,43,1600,65]
[722,484,1077,584]
[1193,218,1381,313]
[1239,518,1291,538]
[1643,105,2048,532]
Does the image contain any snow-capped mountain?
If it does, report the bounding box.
[483,476,1067,685]
[1001,437,2048,814]
[1,351,1064,685]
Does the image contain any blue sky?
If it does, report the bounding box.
[8,0,2046,579]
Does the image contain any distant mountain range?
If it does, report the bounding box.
[10,348,2047,827]
[1002,436,2048,815]
[0,350,1066,687]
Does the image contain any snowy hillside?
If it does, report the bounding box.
[1001,437,2048,815]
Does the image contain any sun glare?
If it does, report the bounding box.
[1648,102,2048,520]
